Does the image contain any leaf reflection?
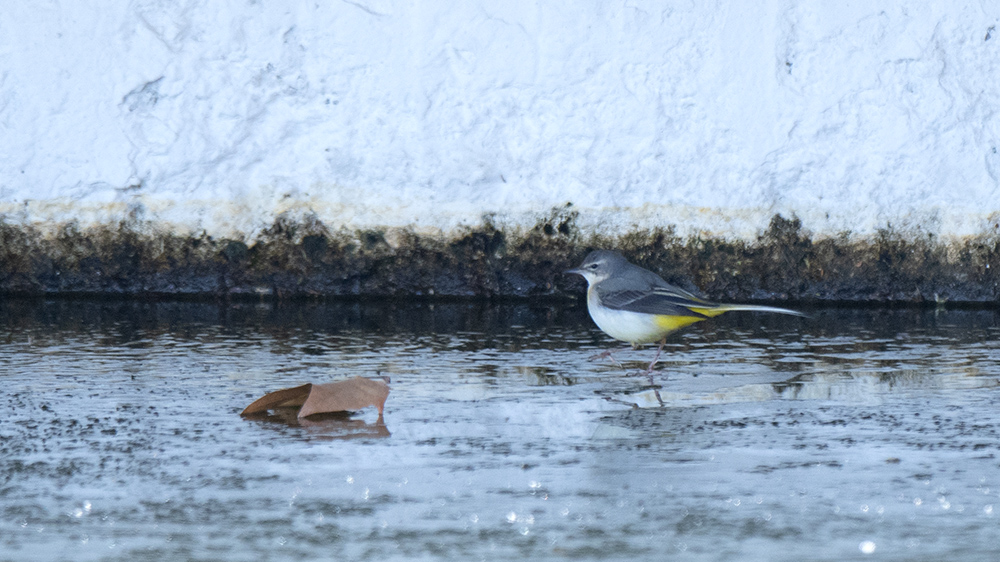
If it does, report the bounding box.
[245,408,390,440]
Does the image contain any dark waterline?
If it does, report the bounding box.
[2,299,1000,561]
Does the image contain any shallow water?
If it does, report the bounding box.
[2,299,1000,561]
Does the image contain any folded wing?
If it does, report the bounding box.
[598,286,714,318]
[599,286,805,319]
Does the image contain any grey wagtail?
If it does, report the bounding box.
[566,250,805,374]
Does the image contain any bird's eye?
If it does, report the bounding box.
[587,263,599,269]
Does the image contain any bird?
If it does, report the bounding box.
[566,250,805,378]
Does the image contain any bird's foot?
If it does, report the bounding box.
[587,350,623,368]
[587,350,612,361]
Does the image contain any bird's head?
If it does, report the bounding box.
[564,250,626,286]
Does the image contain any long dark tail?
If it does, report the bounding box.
[689,303,808,318]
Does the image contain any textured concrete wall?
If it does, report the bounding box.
[1,2,999,301]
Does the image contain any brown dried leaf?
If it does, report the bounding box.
[240,377,390,418]
[240,383,312,415]
[298,377,390,418]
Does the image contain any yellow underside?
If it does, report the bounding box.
[652,313,708,332]
[650,306,731,332]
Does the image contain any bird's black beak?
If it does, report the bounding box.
[564,268,583,276]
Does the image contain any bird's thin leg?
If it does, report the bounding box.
[643,339,667,386]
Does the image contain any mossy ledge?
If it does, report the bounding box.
[1,212,999,304]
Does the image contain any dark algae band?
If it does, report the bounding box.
[1,212,999,303]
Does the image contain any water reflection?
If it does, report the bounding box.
[3,298,1000,561]
[624,367,1000,408]
[0,297,595,351]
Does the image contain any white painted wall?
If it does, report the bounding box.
[2,1,999,240]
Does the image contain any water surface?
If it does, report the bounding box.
[2,300,999,561]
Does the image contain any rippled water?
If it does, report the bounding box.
[2,299,1000,561]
